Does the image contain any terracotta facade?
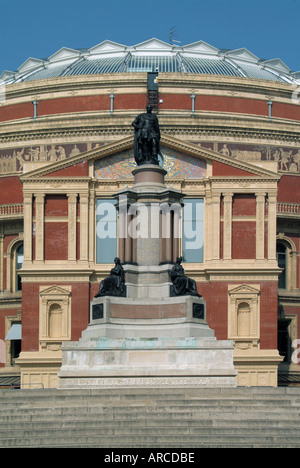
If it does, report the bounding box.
[0,64,299,388]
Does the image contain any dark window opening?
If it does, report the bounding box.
[277,242,286,290]
[278,319,291,363]
[10,340,21,365]
[16,244,24,291]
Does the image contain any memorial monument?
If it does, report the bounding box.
[58,107,237,388]
[132,104,161,166]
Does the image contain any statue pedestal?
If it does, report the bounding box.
[58,294,237,388]
[58,163,237,389]
[58,338,236,389]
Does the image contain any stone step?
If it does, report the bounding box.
[0,402,299,413]
[1,433,300,448]
[1,387,300,448]
[1,392,300,405]
[2,387,300,398]
[1,403,300,415]
[0,422,300,435]
[1,408,300,421]
[1,417,300,430]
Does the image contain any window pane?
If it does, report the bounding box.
[96,199,117,263]
[277,242,286,289]
[16,244,23,291]
[182,198,204,263]
[16,244,24,269]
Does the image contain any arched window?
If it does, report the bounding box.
[277,242,287,290]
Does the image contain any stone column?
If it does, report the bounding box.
[79,193,89,263]
[256,193,266,260]
[35,193,45,262]
[165,209,173,263]
[212,193,221,260]
[89,190,95,263]
[125,212,132,264]
[159,211,165,263]
[204,186,212,261]
[117,196,127,264]
[23,193,33,264]
[223,193,233,260]
[67,193,77,262]
[172,208,180,262]
[268,192,277,261]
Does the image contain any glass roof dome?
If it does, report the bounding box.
[1,38,299,85]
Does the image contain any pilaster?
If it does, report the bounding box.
[268,192,277,261]
[212,192,221,260]
[79,193,89,263]
[88,189,95,263]
[23,193,33,264]
[67,193,77,262]
[223,192,233,260]
[35,193,45,262]
[256,193,266,260]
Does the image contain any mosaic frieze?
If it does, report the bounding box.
[191,142,300,173]
[0,140,299,175]
[0,142,105,173]
[94,146,207,179]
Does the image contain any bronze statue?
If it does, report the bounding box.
[95,257,126,297]
[132,105,160,165]
[169,257,201,297]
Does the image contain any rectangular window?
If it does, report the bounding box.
[277,244,287,290]
[182,198,204,263]
[16,244,24,291]
[96,199,117,264]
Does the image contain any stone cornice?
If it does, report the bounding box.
[0,111,299,149]
[3,73,148,102]
[22,176,91,184]
[3,72,297,103]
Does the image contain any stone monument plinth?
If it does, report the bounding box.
[58,164,237,388]
[58,108,237,388]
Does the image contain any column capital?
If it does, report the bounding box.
[267,191,277,200]
[67,193,78,203]
[223,193,234,203]
[34,193,45,203]
[23,192,33,203]
[79,192,89,204]
[255,192,266,200]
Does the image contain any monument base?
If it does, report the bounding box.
[58,376,236,389]
[58,295,237,389]
[58,339,236,389]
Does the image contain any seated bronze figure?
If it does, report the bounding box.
[169,257,201,297]
[95,257,126,297]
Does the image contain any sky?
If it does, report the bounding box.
[1,0,300,74]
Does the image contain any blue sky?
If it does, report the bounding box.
[1,0,300,73]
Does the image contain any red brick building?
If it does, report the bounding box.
[0,38,299,388]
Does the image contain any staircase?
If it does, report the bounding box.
[1,387,300,448]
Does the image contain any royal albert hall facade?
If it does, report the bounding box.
[0,38,299,388]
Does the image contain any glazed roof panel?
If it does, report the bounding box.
[1,38,298,84]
